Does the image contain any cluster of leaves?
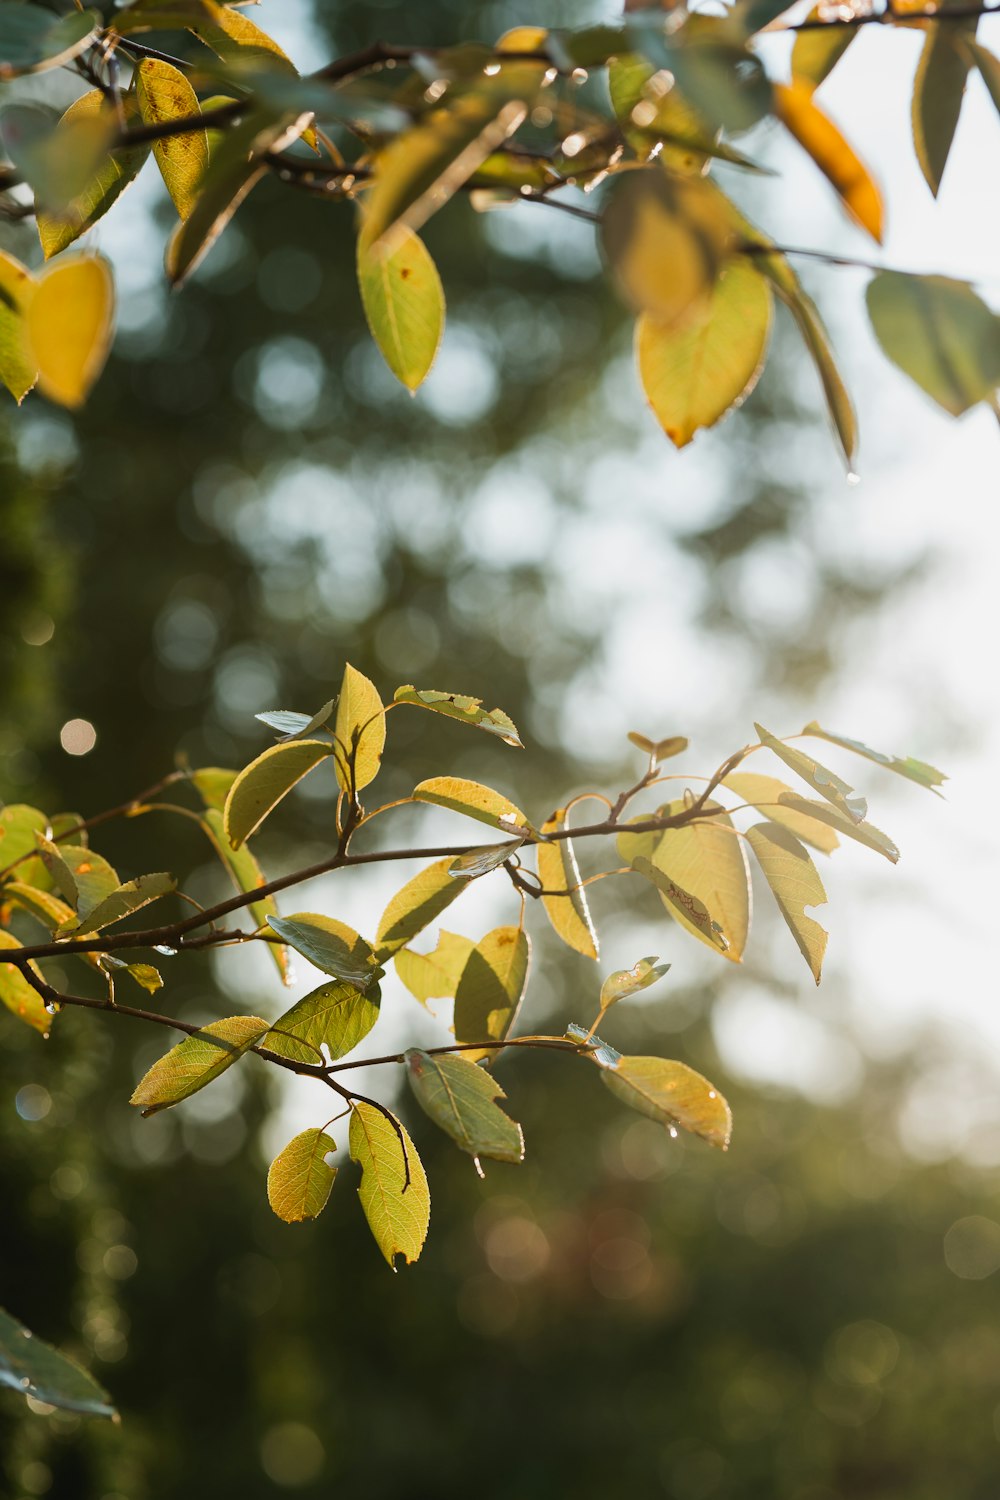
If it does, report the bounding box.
[0,661,946,1416]
[0,1,998,446]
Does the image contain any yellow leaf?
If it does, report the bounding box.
[136,58,209,220]
[357,225,444,392]
[746,822,828,984]
[394,930,474,1007]
[791,10,857,91]
[36,91,149,258]
[412,776,526,832]
[0,930,51,1036]
[129,1015,268,1115]
[453,926,530,1063]
[0,249,37,403]
[723,772,840,854]
[393,686,522,746]
[24,253,115,409]
[601,1054,732,1148]
[774,81,883,243]
[375,858,470,959]
[223,738,333,848]
[267,1128,338,1223]
[349,1102,430,1268]
[537,810,598,960]
[333,663,385,796]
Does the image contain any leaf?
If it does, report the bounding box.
[600,955,670,1007]
[395,930,474,1007]
[200,809,289,984]
[350,1102,430,1268]
[125,963,163,995]
[912,22,973,197]
[0,250,37,403]
[191,4,298,70]
[776,794,900,862]
[0,931,50,1036]
[333,663,385,796]
[802,721,948,794]
[412,776,527,832]
[601,1054,732,1148]
[791,11,857,91]
[630,855,731,954]
[0,1307,115,1419]
[191,767,237,812]
[53,846,120,921]
[537,810,598,960]
[62,873,176,937]
[35,92,150,258]
[565,1021,622,1069]
[453,927,530,1063]
[393,686,523,746]
[722,772,840,853]
[608,52,746,175]
[746,822,828,983]
[405,1050,524,1168]
[865,271,1000,417]
[24,253,115,409]
[637,258,772,446]
[0,804,47,878]
[375,858,470,958]
[265,979,380,1066]
[964,38,1000,117]
[1,881,77,934]
[357,225,444,392]
[627,732,689,762]
[267,1129,338,1223]
[774,81,883,242]
[129,1014,268,1115]
[136,58,209,220]
[0,6,100,78]
[266,913,380,990]
[620,800,749,960]
[33,834,80,908]
[256,701,335,740]
[222,738,333,848]
[449,842,522,879]
[601,167,736,327]
[755,723,867,823]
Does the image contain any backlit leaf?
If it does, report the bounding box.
[600,1054,732,1148]
[53,846,120,920]
[266,913,380,990]
[36,91,150,258]
[200,809,290,984]
[0,804,48,878]
[1,881,77,934]
[865,271,1000,417]
[774,81,883,242]
[267,1128,338,1223]
[33,834,79,908]
[191,3,298,70]
[538,810,598,960]
[802,721,948,793]
[130,1014,268,1115]
[723,772,840,853]
[776,793,899,862]
[265,978,380,1066]
[375,859,470,959]
[630,855,731,954]
[405,1049,524,1167]
[350,1102,430,1268]
[125,963,163,995]
[755,723,867,823]
[357,225,444,392]
[964,38,1000,117]
[333,663,385,796]
[637,259,772,446]
[412,776,527,832]
[395,930,474,1007]
[393,686,523,747]
[223,738,333,848]
[0,250,36,403]
[453,927,530,1062]
[0,1307,115,1419]
[621,800,749,959]
[912,22,973,196]
[0,931,50,1035]
[25,253,115,409]
[791,11,857,90]
[136,58,209,220]
[0,6,100,78]
[191,767,237,812]
[746,822,828,983]
[627,732,689,762]
[600,955,670,1007]
[63,872,176,937]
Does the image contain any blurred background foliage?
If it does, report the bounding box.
[1,0,993,1497]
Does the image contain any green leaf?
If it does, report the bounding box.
[267,1129,338,1223]
[791,11,857,91]
[200,809,290,984]
[350,1102,430,1268]
[722,772,840,853]
[600,1054,732,1148]
[61,872,176,937]
[600,955,670,1007]
[1,880,77,934]
[746,822,828,984]
[405,1049,524,1169]
[801,721,948,794]
[637,259,772,446]
[0,250,37,404]
[0,1307,115,1419]
[912,22,973,197]
[265,979,380,1066]
[222,738,333,848]
[36,91,150,258]
[25,252,116,409]
[453,926,530,1063]
[33,834,80,908]
[375,858,470,958]
[774,81,883,243]
[129,1014,268,1116]
[412,776,527,832]
[136,58,209,221]
[630,854,732,955]
[0,931,50,1036]
[266,913,380,990]
[865,271,1000,418]
[627,732,689,763]
[754,723,867,823]
[191,767,237,812]
[393,686,523,747]
[0,804,48,879]
[964,38,1000,117]
[608,52,755,174]
[0,6,100,78]
[620,800,749,960]
[333,663,385,796]
[775,794,900,863]
[52,846,120,921]
[537,810,598,960]
[394,930,474,1007]
[357,226,444,393]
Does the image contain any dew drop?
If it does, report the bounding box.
[669,1126,679,1139]
[847,470,861,487]
[153,945,178,957]
[44,1000,58,1015]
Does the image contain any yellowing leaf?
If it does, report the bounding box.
[621,800,749,960]
[395,930,474,1007]
[129,1014,268,1115]
[25,253,115,409]
[125,963,163,995]
[865,271,1000,418]
[791,11,857,91]
[0,930,50,1036]
[191,767,237,811]
[357,226,444,392]
[200,809,289,984]
[453,927,530,1062]
[412,776,527,832]
[350,1102,430,1268]
[63,872,176,937]
[637,259,772,446]
[333,663,385,796]
[266,913,380,990]
[600,1054,732,1148]
[776,794,899,863]
[723,772,840,853]
[774,81,883,243]
[393,686,523,747]
[52,846,120,920]
[192,4,298,70]
[538,810,598,960]
[0,250,36,404]
[222,738,333,848]
[136,58,209,220]
[0,804,49,878]
[405,1049,524,1167]
[802,721,948,794]
[36,91,149,258]
[0,6,100,78]
[754,723,867,823]
[600,955,670,1007]
[746,822,828,983]
[265,978,380,1066]
[267,1128,338,1223]
[1,881,77,934]
[912,23,973,197]
[630,855,731,954]
[375,858,470,959]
